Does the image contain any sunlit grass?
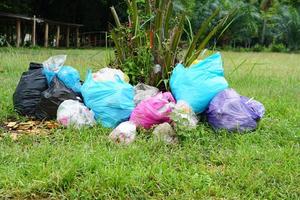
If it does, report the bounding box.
[0,48,299,199]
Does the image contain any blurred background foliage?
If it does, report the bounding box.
[0,0,299,51]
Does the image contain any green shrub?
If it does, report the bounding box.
[0,35,7,47]
[252,44,264,52]
[270,43,286,52]
[110,0,231,90]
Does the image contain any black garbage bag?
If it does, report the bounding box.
[13,63,48,116]
[35,76,79,120]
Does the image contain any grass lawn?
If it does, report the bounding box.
[0,48,299,199]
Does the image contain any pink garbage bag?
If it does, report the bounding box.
[130,92,176,129]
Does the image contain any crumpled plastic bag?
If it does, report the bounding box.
[81,70,135,128]
[206,88,265,132]
[35,76,79,120]
[93,67,129,82]
[43,55,66,85]
[240,96,265,120]
[57,66,82,94]
[109,121,136,145]
[57,100,96,129]
[170,100,198,129]
[134,83,159,105]
[153,123,178,144]
[170,52,228,113]
[13,63,48,116]
[43,66,81,94]
[130,92,176,129]
[43,55,66,72]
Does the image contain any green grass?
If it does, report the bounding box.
[0,48,299,199]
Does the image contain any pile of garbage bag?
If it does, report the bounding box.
[43,55,81,94]
[13,52,265,144]
[13,55,84,123]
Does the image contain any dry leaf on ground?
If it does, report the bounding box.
[2,120,60,140]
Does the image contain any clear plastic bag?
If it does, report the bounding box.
[109,121,136,145]
[57,100,96,129]
[170,100,198,129]
[92,67,129,82]
[42,55,67,72]
[153,123,178,144]
[134,83,159,105]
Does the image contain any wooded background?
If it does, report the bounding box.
[0,0,299,50]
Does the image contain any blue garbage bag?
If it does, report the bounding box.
[57,66,81,94]
[43,67,56,85]
[206,88,265,132]
[81,70,135,128]
[170,52,228,113]
[43,66,81,94]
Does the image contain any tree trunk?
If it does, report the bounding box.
[16,19,21,47]
[261,18,267,45]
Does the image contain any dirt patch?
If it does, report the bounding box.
[1,120,60,140]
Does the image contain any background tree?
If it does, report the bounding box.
[0,0,299,50]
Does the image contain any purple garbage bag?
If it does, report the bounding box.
[206,89,265,132]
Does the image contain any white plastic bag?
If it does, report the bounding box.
[57,100,96,128]
[93,67,129,82]
[43,55,67,72]
[170,100,198,129]
[134,83,159,105]
[109,121,136,145]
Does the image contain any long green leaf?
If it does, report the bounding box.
[164,0,173,38]
[153,9,163,62]
[110,7,121,28]
[183,8,220,64]
[185,16,194,42]
[145,0,151,16]
[165,14,185,78]
[131,0,139,36]
[110,30,125,63]
[155,0,160,9]
[186,16,229,66]
[217,9,239,40]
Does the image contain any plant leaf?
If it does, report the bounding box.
[110,6,122,28]
[183,8,220,65]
